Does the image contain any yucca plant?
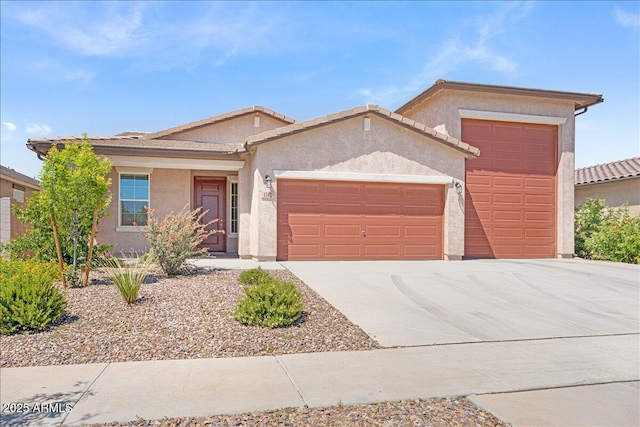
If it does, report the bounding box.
[101,256,150,304]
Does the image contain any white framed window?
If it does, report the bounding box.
[119,174,149,226]
[229,179,238,235]
[12,185,25,203]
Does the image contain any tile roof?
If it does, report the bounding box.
[27,136,243,156]
[145,106,297,140]
[0,165,40,188]
[575,157,640,186]
[396,79,604,114]
[245,104,480,158]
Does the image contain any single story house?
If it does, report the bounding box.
[575,157,640,216]
[27,79,603,261]
[0,165,40,243]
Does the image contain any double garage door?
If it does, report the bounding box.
[463,119,557,258]
[277,180,444,261]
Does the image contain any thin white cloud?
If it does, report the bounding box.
[2,122,16,132]
[356,2,533,106]
[7,2,286,70]
[25,124,52,135]
[614,8,640,28]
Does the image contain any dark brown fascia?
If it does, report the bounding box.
[396,79,604,114]
[27,141,243,161]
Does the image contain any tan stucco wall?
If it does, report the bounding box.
[575,179,640,217]
[167,113,288,143]
[403,91,577,258]
[241,114,468,261]
[100,168,191,253]
[238,156,253,258]
[99,167,240,253]
[0,177,38,241]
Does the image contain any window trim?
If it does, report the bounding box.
[117,172,150,231]
[12,184,25,203]
[228,177,239,237]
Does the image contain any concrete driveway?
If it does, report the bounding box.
[283,259,640,347]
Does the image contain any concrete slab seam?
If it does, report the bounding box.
[60,362,111,426]
[469,379,640,398]
[274,356,309,408]
[384,332,640,350]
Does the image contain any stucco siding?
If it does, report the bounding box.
[100,168,191,253]
[403,90,577,258]
[166,113,288,143]
[247,115,468,261]
[575,179,640,217]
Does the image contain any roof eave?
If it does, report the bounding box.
[575,175,640,187]
[27,140,245,160]
[396,79,604,114]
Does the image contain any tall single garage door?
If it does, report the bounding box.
[463,119,557,258]
[277,179,444,261]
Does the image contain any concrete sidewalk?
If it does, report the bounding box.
[1,334,638,426]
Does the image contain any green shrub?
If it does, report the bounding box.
[575,198,640,264]
[234,275,303,328]
[141,205,221,276]
[238,268,272,286]
[0,259,67,335]
[101,257,150,304]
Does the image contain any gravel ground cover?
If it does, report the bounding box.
[1,268,379,367]
[90,397,509,427]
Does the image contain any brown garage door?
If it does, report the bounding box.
[277,180,444,261]
[463,119,557,258]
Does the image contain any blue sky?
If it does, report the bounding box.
[1,1,638,179]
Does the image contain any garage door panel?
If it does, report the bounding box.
[493,211,523,221]
[364,245,401,257]
[324,244,361,257]
[493,176,524,187]
[324,182,362,197]
[278,201,322,215]
[364,225,401,237]
[324,224,361,237]
[278,180,443,260]
[323,203,363,214]
[464,119,557,259]
[493,228,523,238]
[493,193,523,204]
[288,245,321,257]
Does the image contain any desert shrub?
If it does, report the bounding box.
[234,274,303,328]
[101,257,150,304]
[238,268,272,286]
[575,198,640,264]
[141,206,220,276]
[0,258,67,335]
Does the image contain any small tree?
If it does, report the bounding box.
[575,198,640,264]
[10,136,112,286]
[141,205,222,276]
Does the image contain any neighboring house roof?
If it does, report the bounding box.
[575,157,640,186]
[245,104,481,158]
[0,165,40,189]
[27,136,244,159]
[145,105,297,140]
[396,79,604,115]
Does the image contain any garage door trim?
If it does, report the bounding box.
[458,109,568,125]
[274,169,453,185]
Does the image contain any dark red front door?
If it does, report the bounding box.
[194,177,226,252]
